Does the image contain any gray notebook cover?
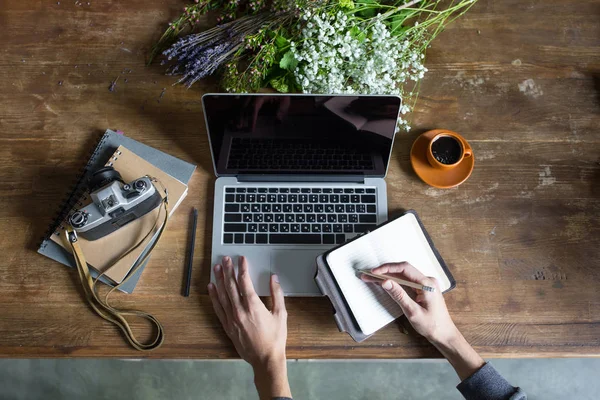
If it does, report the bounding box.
[37,129,196,293]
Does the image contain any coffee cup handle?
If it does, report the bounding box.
[463,146,473,158]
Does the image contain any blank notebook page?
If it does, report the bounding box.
[326,213,451,335]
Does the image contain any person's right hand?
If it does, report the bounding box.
[361,262,458,345]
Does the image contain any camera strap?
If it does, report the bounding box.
[65,179,169,351]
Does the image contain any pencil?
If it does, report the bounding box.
[359,270,436,292]
[184,208,198,297]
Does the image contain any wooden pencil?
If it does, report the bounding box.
[359,270,436,292]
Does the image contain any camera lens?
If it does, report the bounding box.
[134,180,147,190]
[69,211,88,228]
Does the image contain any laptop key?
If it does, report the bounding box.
[319,195,328,203]
[367,205,376,213]
[285,214,295,222]
[291,224,300,232]
[225,194,235,202]
[335,205,344,213]
[247,188,257,193]
[234,234,244,244]
[225,204,239,212]
[340,195,349,203]
[336,234,346,244]
[245,234,255,244]
[290,188,300,193]
[325,205,334,213]
[304,204,313,213]
[323,234,335,244]
[280,224,290,232]
[224,223,246,232]
[309,195,319,203]
[269,188,278,193]
[273,204,282,213]
[366,188,375,193]
[323,188,332,193]
[248,224,257,232]
[236,194,245,202]
[330,195,339,203]
[257,194,267,202]
[333,224,343,233]
[323,224,332,233]
[223,233,233,243]
[360,214,377,223]
[252,204,261,213]
[312,225,322,233]
[346,204,355,213]
[356,188,365,194]
[225,188,235,193]
[307,214,316,223]
[278,194,287,203]
[269,224,279,233]
[289,194,298,202]
[301,224,311,232]
[269,234,321,244]
[295,214,306,222]
[258,188,267,193]
[354,224,376,233]
[275,214,284,222]
[293,204,303,213]
[351,195,360,203]
[259,224,269,232]
[344,189,353,193]
[262,204,272,212]
[361,195,376,203]
[301,188,311,193]
[317,214,326,222]
[243,214,253,222]
[315,204,324,213]
[256,234,268,244]
[333,188,343,193]
[280,188,289,193]
[349,214,358,223]
[236,188,246,193]
[241,204,251,212]
[344,224,353,233]
[265,214,274,222]
[299,194,308,203]
[246,194,256,202]
[328,214,337,222]
[268,194,277,202]
[283,204,292,213]
[357,205,366,213]
[339,214,348,223]
[253,214,263,222]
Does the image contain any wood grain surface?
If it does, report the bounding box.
[0,0,598,358]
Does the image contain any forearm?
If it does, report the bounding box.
[431,325,485,381]
[253,358,292,400]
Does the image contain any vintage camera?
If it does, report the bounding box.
[68,167,162,241]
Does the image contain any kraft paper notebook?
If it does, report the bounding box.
[315,210,455,342]
[37,130,196,292]
[49,145,189,284]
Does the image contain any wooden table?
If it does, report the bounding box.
[1,0,598,358]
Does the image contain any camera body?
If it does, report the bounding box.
[69,168,162,241]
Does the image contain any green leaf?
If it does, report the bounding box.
[356,0,377,18]
[279,51,298,71]
[270,76,289,93]
[275,35,289,49]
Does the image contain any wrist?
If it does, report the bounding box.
[253,354,291,400]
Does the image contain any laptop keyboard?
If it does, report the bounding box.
[222,187,378,245]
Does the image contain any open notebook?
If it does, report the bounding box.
[50,145,188,284]
[324,211,454,336]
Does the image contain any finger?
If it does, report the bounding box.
[381,280,420,318]
[237,256,259,305]
[372,262,427,284]
[359,273,384,283]
[214,264,233,320]
[207,282,228,328]
[269,274,287,317]
[222,256,242,310]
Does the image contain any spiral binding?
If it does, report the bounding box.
[38,132,111,249]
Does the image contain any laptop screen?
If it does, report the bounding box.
[202,94,400,177]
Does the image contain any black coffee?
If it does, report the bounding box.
[432,136,462,165]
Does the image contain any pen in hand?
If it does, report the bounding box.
[359,270,436,292]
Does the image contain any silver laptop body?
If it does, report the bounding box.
[203,94,401,296]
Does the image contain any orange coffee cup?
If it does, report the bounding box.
[426,130,472,170]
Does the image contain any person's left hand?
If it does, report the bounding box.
[208,256,288,371]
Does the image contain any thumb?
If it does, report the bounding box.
[382,280,418,317]
[270,274,286,316]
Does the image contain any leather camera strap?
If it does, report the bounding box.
[65,179,169,351]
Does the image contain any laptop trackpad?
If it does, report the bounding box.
[270,250,321,295]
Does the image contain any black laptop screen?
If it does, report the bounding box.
[203,94,400,177]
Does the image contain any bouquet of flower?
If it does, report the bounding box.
[153,0,477,130]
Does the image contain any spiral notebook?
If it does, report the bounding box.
[37,130,196,292]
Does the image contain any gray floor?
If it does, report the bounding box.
[0,358,598,399]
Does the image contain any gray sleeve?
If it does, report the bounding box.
[457,363,527,400]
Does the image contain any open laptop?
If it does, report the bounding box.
[203,94,401,296]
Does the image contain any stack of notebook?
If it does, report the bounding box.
[37,130,196,293]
